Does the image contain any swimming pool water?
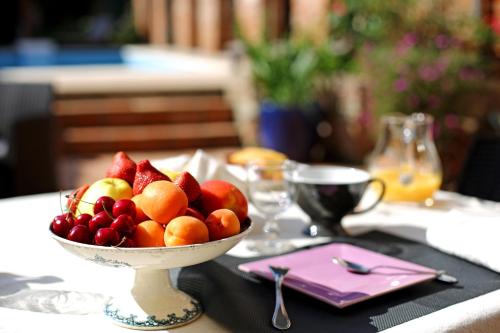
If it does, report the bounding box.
[0,48,123,67]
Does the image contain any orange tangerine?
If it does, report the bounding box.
[164,216,209,246]
[204,209,240,241]
[140,181,188,225]
[132,220,165,247]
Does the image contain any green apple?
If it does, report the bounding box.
[76,178,133,216]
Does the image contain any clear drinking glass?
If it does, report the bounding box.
[246,160,297,255]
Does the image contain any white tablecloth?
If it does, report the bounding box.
[343,191,500,273]
[0,191,499,333]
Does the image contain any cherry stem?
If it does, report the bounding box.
[59,191,74,221]
[113,236,127,248]
[102,205,115,220]
[65,194,114,219]
[59,191,65,215]
[64,194,94,206]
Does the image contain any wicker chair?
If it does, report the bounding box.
[0,83,56,197]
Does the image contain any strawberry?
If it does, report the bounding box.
[106,151,137,185]
[67,184,90,215]
[174,171,201,203]
[133,160,170,195]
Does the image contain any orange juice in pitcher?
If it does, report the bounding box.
[371,168,441,202]
[368,113,442,203]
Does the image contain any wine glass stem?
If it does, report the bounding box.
[263,215,279,244]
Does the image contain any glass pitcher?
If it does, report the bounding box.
[368,113,442,203]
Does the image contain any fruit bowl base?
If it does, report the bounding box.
[103,268,202,330]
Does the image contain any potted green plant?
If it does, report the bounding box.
[241,37,351,161]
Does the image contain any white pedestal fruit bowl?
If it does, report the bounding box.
[50,219,252,330]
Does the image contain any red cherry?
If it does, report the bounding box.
[89,211,113,234]
[51,217,72,238]
[74,213,92,227]
[94,228,121,246]
[112,199,136,219]
[54,213,75,228]
[93,196,115,215]
[110,214,136,236]
[67,225,91,244]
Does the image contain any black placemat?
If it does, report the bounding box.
[178,232,500,332]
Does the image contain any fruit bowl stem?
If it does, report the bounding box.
[104,268,201,330]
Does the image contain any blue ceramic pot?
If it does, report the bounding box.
[259,101,320,161]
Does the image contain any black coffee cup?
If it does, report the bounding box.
[291,165,385,236]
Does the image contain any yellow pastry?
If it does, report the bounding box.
[227,147,287,165]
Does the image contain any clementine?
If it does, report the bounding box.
[140,181,188,225]
[204,208,240,241]
[164,216,209,246]
[132,220,165,247]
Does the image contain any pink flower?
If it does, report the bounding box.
[362,41,375,53]
[434,60,448,74]
[418,65,440,82]
[358,110,373,128]
[402,33,418,47]
[458,67,483,81]
[435,34,451,49]
[491,17,500,35]
[394,78,409,92]
[331,0,347,15]
[397,33,418,54]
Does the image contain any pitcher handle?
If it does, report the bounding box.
[352,178,386,215]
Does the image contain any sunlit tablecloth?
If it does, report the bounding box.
[343,191,500,273]
[1,189,499,333]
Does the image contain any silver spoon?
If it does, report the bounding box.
[332,256,458,284]
[269,266,291,330]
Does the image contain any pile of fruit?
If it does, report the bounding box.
[50,152,248,247]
